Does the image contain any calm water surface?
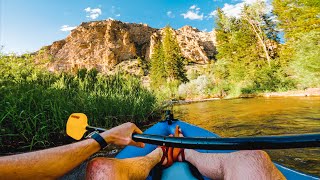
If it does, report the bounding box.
[173,97,320,176]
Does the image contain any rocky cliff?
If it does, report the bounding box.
[38,19,216,72]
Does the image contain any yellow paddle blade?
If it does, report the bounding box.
[66,113,89,140]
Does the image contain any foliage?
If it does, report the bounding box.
[149,26,188,99]
[178,75,214,99]
[150,41,166,89]
[273,0,320,42]
[272,0,320,89]
[289,31,320,88]
[150,27,188,85]
[137,56,149,76]
[0,55,157,153]
[162,26,188,83]
[211,1,302,97]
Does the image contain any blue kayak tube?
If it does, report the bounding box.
[116,120,319,180]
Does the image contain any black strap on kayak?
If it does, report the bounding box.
[132,133,320,150]
[160,110,178,125]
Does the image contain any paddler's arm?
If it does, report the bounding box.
[0,122,145,180]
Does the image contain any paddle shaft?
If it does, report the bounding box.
[132,133,320,150]
[85,125,320,150]
[86,126,107,133]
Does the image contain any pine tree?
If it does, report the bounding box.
[162,26,188,83]
[149,41,166,89]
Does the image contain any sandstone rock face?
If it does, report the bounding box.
[149,26,216,64]
[177,26,216,63]
[39,20,216,72]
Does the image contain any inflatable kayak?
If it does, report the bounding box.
[116,118,318,180]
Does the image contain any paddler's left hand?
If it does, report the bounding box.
[101,122,145,148]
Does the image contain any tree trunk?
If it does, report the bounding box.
[245,17,271,67]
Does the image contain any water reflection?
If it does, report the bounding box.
[173,97,320,176]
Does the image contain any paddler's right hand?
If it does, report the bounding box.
[101,122,145,148]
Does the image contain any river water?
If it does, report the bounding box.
[173,97,320,176]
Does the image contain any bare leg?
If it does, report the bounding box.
[86,148,163,180]
[174,127,285,180]
[185,149,285,180]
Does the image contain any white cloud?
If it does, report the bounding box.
[222,3,243,18]
[60,25,76,32]
[167,11,175,18]
[190,5,197,10]
[84,7,91,12]
[115,14,121,17]
[220,0,271,18]
[181,5,203,20]
[84,7,102,20]
[182,11,204,20]
[208,10,217,19]
[202,28,208,32]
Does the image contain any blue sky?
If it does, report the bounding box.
[0,0,271,54]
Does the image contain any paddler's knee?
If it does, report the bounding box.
[86,157,117,178]
[249,150,271,162]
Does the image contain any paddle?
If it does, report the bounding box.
[66,113,320,150]
[66,113,107,140]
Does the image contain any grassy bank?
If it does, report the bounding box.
[0,55,158,153]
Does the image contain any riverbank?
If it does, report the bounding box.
[261,88,320,97]
[172,88,320,105]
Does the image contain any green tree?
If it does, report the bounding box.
[242,2,281,67]
[290,31,320,88]
[162,26,188,83]
[137,56,149,76]
[214,2,288,95]
[273,0,320,88]
[149,41,166,89]
[150,26,188,90]
[216,8,265,82]
[273,0,320,42]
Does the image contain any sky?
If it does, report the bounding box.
[0,0,271,54]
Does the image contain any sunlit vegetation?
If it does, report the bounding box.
[0,54,157,153]
[149,26,188,100]
[150,0,319,99]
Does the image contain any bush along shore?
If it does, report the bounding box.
[0,55,158,154]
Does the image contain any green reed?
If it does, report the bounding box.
[0,55,157,153]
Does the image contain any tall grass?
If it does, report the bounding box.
[0,54,157,153]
